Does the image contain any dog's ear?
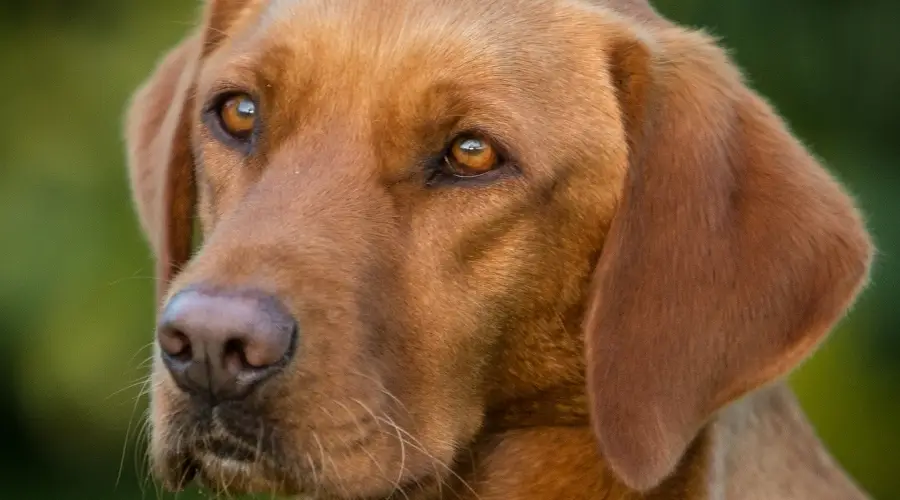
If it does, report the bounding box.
[124,0,259,305]
[125,32,200,306]
[584,26,874,491]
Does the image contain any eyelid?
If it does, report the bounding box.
[202,81,258,112]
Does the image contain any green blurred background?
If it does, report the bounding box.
[1,0,898,499]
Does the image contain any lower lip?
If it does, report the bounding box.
[202,438,260,462]
[193,453,285,495]
[165,457,199,491]
[199,452,252,472]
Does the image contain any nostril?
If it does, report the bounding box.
[222,338,248,373]
[221,336,288,374]
[159,327,193,363]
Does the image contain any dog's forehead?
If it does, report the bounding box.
[216,0,578,91]
[256,0,545,43]
[195,0,628,179]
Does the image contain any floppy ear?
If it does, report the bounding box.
[124,0,259,305]
[584,27,874,491]
[125,33,200,306]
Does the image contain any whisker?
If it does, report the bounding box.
[134,408,154,496]
[368,410,480,500]
[348,368,415,419]
[313,431,352,498]
[305,452,321,499]
[116,375,152,489]
[104,270,157,287]
[347,398,437,499]
[125,341,156,368]
[106,376,153,402]
[328,401,411,500]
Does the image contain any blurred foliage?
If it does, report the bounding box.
[0,0,897,499]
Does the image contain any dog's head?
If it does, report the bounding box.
[125,0,872,496]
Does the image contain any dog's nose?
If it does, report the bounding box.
[156,288,297,402]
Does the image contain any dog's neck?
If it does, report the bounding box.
[394,384,869,500]
[483,385,592,431]
[711,384,869,500]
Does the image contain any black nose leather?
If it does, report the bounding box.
[157,287,297,402]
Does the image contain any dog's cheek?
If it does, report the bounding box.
[371,246,491,457]
[194,170,217,234]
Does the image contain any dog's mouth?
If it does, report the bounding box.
[152,390,449,498]
[155,412,392,497]
[157,422,440,499]
[198,437,260,462]
[155,409,300,495]
[162,437,299,496]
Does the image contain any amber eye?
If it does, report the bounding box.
[444,134,500,177]
[217,93,257,140]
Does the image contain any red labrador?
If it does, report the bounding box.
[125,0,873,498]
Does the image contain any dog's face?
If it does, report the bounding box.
[146,2,626,495]
[126,0,872,497]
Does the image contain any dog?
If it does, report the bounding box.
[124,0,875,498]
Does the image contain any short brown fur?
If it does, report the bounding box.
[124,0,874,498]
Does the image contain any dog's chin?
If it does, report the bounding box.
[152,431,434,499]
[153,451,288,496]
[195,451,294,495]
[152,436,302,496]
[149,393,460,499]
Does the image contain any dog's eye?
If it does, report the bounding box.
[444,134,500,177]
[216,93,257,140]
